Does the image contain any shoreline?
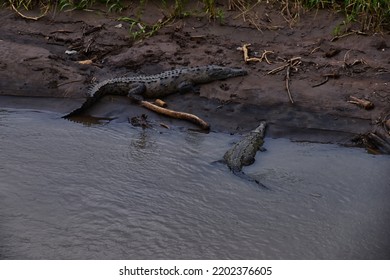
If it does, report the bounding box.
[1,4,389,152]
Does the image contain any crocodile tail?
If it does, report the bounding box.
[63,80,105,118]
[62,95,99,118]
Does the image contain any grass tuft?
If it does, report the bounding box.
[296,0,390,30]
[4,0,390,31]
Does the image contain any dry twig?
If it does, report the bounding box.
[309,46,321,54]
[267,56,301,74]
[312,73,340,88]
[285,66,294,104]
[343,50,367,68]
[154,99,167,108]
[268,57,301,104]
[10,2,49,20]
[347,95,374,110]
[331,30,367,42]
[238,44,273,64]
[231,0,263,31]
[260,50,274,64]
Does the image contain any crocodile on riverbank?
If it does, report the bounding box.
[223,121,269,188]
[63,65,247,118]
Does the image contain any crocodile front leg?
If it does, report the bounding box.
[178,81,195,93]
[127,83,146,100]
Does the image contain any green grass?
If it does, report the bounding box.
[298,0,390,30]
[4,0,390,31]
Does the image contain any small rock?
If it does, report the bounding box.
[371,39,387,50]
[65,50,77,55]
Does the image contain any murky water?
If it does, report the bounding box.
[1,109,389,259]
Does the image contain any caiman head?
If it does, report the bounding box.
[205,65,248,80]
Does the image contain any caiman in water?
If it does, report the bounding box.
[63,65,247,118]
[223,121,268,188]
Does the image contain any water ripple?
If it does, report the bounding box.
[0,109,389,259]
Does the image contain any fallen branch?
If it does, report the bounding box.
[136,100,210,130]
[267,56,300,74]
[238,44,258,62]
[312,73,340,88]
[260,50,274,64]
[312,76,329,88]
[366,132,390,154]
[343,50,368,68]
[154,99,167,108]
[285,66,294,104]
[10,3,49,20]
[309,46,321,55]
[232,0,263,31]
[347,95,374,110]
[238,44,273,64]
[267,63,288,75]
[268,57,301,104]
[331,30,367,42]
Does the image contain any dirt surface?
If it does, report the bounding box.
[1,2,389,151]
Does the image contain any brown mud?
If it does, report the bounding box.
[1,2,389,151]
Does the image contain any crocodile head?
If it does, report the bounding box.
[206,65,248,80]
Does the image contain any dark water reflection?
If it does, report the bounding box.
[0,109,389,259]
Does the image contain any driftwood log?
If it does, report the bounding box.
[366,131,390,154]
[136,99,210,130]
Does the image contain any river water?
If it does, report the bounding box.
[0,108,389,259]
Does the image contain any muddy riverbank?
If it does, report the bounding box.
[0,2,389,149]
